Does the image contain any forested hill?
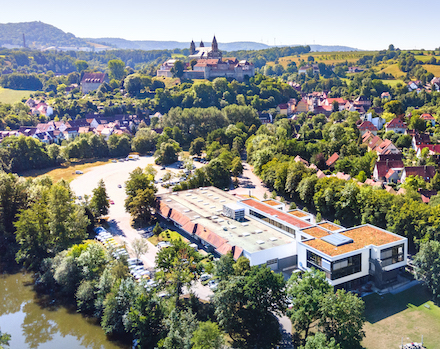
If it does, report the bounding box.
[86,38,271,51]
[0,21,88,48]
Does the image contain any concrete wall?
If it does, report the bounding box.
[246,241,297,267]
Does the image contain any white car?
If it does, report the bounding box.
[200,274,212,282]
[208,280,219,290]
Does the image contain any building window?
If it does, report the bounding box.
[249,210,295,237]
[331,254,362,280]
[380,244,404,267]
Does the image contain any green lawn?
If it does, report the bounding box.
[362,284,440,349]
[0,87,34,104]
[381,79,405,87]
[148,229,186,246]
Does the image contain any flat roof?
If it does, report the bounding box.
[303,225,404,257]
[158,187,295,254]
[241,199,312,229]
[318,222,343,231]
[288,210,309,218]
[302,226,330,238]
[262,199,282,206]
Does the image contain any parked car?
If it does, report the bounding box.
[200,274,212,282]
[110,200,115,205]
[118,184,122,188]
[75,170,83,174]
[208,280,218,290]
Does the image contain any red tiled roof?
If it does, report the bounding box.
[316,170,326,179]
[195,225,228,248]
[375,159,404,178]
[368,135,383,149]
[326,97,347,105]
[233,246,243,260]
[326,153,339,167]
[358,121,378,131]
[421,113,435,120]
[417,144,440,154]
[169,209,190,227]
[81,72,107,84]
[216,243,233,255]
[386,118,407,129]
[278,103,288,109]
[241,199,311,229]
[403,166,436,181]
[336,172,351,181]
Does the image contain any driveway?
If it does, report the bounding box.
[229,162,271,200]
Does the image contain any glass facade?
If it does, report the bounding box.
[306,250,362,281]
[380,244,404,267]
[249,209,296,236]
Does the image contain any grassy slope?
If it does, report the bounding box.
[0,87,33,104]
[363,284,440,349]
[423,64,440,76]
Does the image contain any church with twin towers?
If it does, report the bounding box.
[157,36,255,82]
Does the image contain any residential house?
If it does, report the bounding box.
[418,189,437,204]
[407,81,419,92]
[431,77,440,91]
[385,118,407,134]
[354,95,372,109]
[62,127,79,140]
[401,166,436,183]
[372,154,404,182]
[295,99,309,113]
[367,135,383,151]
[410,130,431,150]
[416,144,440,157]
[381,92,391,100]
[316,170,326,179]
[326,153,339,168]
[67,118,99,129]
[18,126,38,137]
[80,73,109,94]
[358,121,378,136]
[258,112,272,124]
[335,172,351,181]
[298,64,319,75]
[294,155,309,167]
[375,139,400,155]
[362,112,386,130]
[421,113,436,126]
[277,104,289,115]
[323,98,347,111]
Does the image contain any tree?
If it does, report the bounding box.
[75,60,88,74]
[125,167,157,225]
[108,59,125,80]
[132,238,149,260]
[205,158,230,188]
[163,308,198,349]
[319,289,365,349]
[155,140,181,165]
[189,137,205,156]
[231,157,244,177]
[153,222,163,236]
[414,240,440,300]
[300,332,340,349]
[214,252,235,281]
[171,60,185,78]
[132,128,158,154]
[287,269,332,340]
[384,100,404,115]
[192,321,225,349]
[402,175,426,191]
[91,179,109,217]
[214,266,286,348]
[124,292,165,348]
[0,329,11,349]
[155,239,200,297]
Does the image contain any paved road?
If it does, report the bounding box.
[229,162,271,200]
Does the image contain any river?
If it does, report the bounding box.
[0,272,129,349]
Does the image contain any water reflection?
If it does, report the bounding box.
[0,273,129,349]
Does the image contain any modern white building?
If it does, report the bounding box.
[157,187,407,289]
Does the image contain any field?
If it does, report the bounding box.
[378,63,406,79]
[19,158,111,182]
[0,87,34,104]
[381,79,405,87]
[423,64,440,77]
[152,76,181,88]
[268,51,377,68]
[362,284,440,349]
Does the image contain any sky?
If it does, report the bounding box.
[1,0,440,51]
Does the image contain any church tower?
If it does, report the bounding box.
[200,40,204,48]
[190,40,195,55]
[212,35,218,52]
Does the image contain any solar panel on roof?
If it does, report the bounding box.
[321,234,353,247]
